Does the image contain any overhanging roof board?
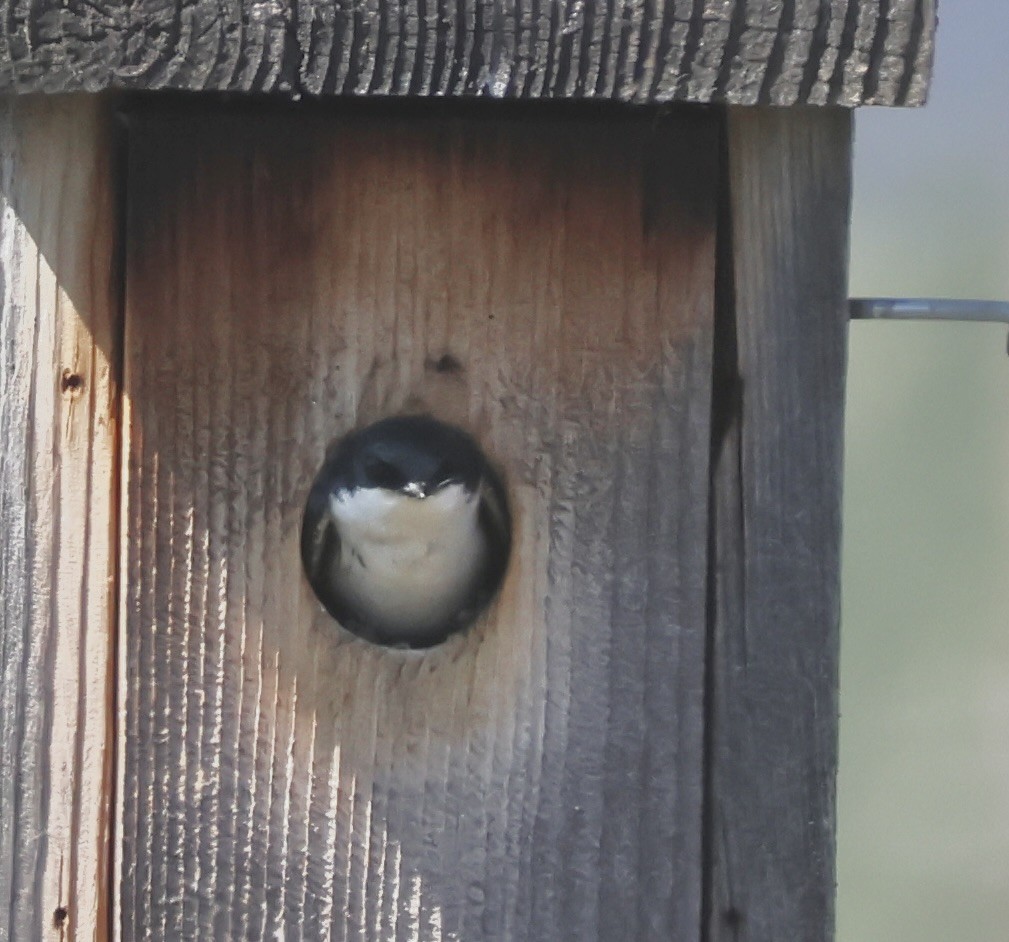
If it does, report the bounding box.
[0,0,934,105]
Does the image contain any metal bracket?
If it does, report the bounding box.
[849,298,1009,353]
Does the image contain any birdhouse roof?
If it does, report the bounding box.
[0,0,934,106]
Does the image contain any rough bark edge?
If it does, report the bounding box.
[0,0,934,105]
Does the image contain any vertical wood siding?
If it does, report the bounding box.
[0,96,119,942]
[704,107,851,942]
[119,108,718,940]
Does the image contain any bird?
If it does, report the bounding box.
[301,415,510,648]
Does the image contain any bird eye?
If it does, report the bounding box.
[432,460,461,489]
[364,458,405,490]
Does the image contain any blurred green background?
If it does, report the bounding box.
[839,2,1009,939]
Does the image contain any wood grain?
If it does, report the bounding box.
[0,95,119,941]
[0,0,935,106]
[703,107,851,941]
[119,107,717,940]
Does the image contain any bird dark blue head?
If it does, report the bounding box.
[325,415,485,498]
[301,414,511,648]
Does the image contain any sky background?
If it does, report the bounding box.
[838,1,1009,939]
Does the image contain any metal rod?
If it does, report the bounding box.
[849,298,1009,325]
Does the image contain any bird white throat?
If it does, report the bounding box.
[327,482,488,639]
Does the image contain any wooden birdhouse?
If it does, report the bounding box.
[0,2,935,939]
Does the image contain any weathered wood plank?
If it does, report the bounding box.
[119,106,717,940]
[0,1,934,105]
[0,95,119,941]
[704,107,851,941]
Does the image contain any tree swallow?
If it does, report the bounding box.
[301,415,511,648]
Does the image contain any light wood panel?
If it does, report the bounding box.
[0,95,119,941]
[120,106,717,940]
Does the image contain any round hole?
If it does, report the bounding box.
[301,415,511,648]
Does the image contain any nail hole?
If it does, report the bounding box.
[428,353,464,375]
[723,907,743,928]
[53,906,68,928]
[60,370,84,395]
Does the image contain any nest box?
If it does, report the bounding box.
[0,2,935,939]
